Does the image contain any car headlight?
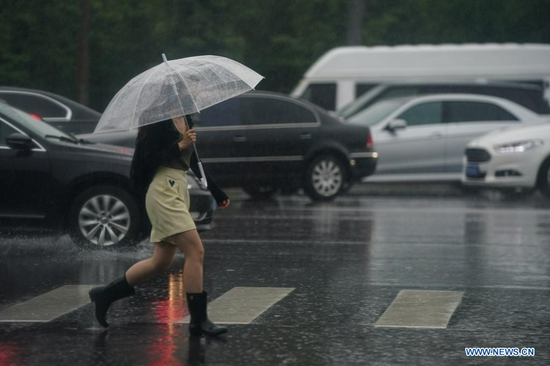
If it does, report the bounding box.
[493,140,543,154]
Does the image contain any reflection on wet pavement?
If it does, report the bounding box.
[0,192,549,365]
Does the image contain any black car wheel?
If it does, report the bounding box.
[537,158,550,198]
[304,154,346,201]
[68,185,141,250]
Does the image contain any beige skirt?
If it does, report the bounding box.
[145,166,196,244]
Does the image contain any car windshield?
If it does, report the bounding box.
[346,99,407,126]
[0,101,77,142]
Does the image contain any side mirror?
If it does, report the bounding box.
[385,119,407,132]
[6,133,36,150]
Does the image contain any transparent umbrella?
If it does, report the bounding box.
[94,54,264,187]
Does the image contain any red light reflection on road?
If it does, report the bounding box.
[0,344,18,366]
[147,271,190,366]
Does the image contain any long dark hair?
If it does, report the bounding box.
[137,125,148,140]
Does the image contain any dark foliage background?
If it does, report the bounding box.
[1,0,549,111]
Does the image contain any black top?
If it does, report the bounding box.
[130,119,228,205]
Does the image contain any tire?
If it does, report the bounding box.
[537,158,550,199]
[340,181,354,194]
[68,185,142,250]
[243,185,277,200]
[304,154,347,201]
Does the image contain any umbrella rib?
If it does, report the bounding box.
[203,56,262,88]
[182,63,231,110]
[181,60,230,85]
[176,59,250,111]
[130,65,163,130]
[197,57,238,85]
[193,56,263,92]
[164,61,201,114]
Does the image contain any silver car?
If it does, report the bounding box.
[346,94,549,182]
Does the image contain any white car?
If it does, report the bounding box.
[461,124,550,198]
[346,94,549,182]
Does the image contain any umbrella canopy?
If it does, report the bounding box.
[94,54,263,134]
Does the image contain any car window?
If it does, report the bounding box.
[0,101,75,140]
[0,93,68,119]
[420,85,550,114]
[0,120,19,147]
[444,101,519,122]
[347,98,407,126]
[302,83,336,111]
[242,98,316,125]
[397,102,443,126]
[194,98,242,127]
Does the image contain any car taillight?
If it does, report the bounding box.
[366,133,373,149]
[30,113,41,120]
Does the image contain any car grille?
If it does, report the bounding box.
[465,148,491,163]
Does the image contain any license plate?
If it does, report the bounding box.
[466,164,479,177]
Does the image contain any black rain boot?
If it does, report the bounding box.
[186,291,228,337]
[89,275,135,327]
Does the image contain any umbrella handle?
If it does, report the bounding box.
[192,142,208,188]
[197,161,208,189]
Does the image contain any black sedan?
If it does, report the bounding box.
[0,86,102,135]
[0,101,214,250]
[80,91,378,201]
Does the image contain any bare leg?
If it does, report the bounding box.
[90,241,177,328]
[169,230,204,293]
[125,241,178,286]
[169,229,226,336]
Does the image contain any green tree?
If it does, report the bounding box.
[1,0,550,111]
[0,0,79,98]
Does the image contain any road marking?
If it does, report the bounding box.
[202,238,546,248]
[274,206,550,215]
[0,285,96,322]
[178,287,294,324]
[375,290,464,329]
[370,283,550,291]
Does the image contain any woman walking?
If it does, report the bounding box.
[89,114,229,337]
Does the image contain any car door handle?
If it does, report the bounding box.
[233,136,247,142]
[300,133,312,140]
[430,132,443,139]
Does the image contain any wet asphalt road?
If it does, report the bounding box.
[0,186,549,365]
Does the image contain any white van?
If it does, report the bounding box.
[291,44,550,111]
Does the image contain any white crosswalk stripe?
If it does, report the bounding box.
[0,285,96,322]
[0,285,295,324]
[375,290,464,329]
[0,286,465,328]
[178,287,295,324]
